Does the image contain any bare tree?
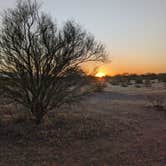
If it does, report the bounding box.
[0,0,106,124]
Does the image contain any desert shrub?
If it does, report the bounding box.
[121,82,129,87]
[135,78,143,84]
[109,79,120,86]
[92,81,106,92]
[158,73,166,83]
[147,95,165,111]
[135,84,141,88]
[127,81,132,85]
[144,79,152,88]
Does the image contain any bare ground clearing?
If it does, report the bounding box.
[0,86,166,166]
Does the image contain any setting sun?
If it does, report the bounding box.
[95,72,106,78]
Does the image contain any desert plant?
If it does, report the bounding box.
[135,78,143,84]
[144,79,152,88]
[158,73,166,83]
[121,82,128,87]
[93,81,106,92]
[135,84,141,88]
[109,79,120,86]
[0,0,106,124]
[147,95,165,111]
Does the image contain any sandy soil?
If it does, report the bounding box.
[0,84,166,166]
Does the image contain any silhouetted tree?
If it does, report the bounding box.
[0,0,106,124]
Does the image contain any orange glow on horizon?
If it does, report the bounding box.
[95,72,106,78]
[81,60,166,77]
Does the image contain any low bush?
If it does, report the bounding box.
[147,95,165,111]
[135,84,141,88]
[92,81,106,92]
[144,79,152,88]
[121,82,128,87]
[135,79,143,84]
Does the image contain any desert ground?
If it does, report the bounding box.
[0,82,166,166]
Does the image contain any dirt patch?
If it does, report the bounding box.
[0,88,166,165]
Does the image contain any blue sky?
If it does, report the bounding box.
[0,0,166,74]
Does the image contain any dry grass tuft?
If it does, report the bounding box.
[147,95,166,111]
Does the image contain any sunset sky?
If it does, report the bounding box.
[0,0,166,75]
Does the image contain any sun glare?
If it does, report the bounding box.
[95,72,106,78]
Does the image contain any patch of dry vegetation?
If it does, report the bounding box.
[1,82,166,165]
[0,102,114,165]
[147,95,166,111]
[0,102,110,143]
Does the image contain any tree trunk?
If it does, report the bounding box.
[31,104,45,125]
[35,116,42,125]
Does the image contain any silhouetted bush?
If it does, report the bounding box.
[135,78,143,84]
[144,79,152,88]
[135,84,141,88]
[93,81,106,92]
[121,82,128,87]
[109,79,120,86]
